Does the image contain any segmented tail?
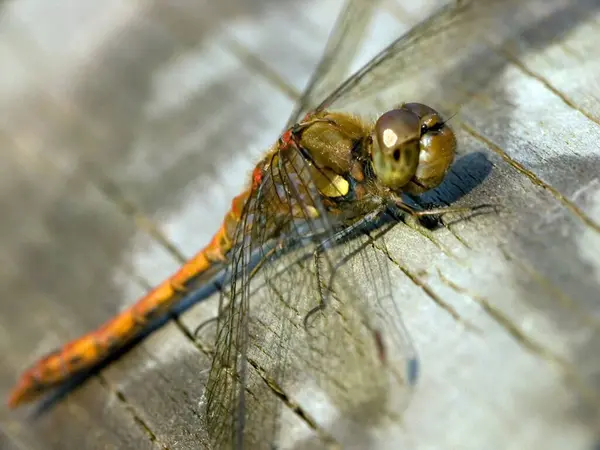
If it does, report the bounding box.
[7,189,251,408]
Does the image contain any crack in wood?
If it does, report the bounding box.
[84,173,188,264]
[498,45,600,128]
[0,427,30,450]
[435,269,600,411]
[223,37,301,101]
[372,239,481,332]
[402,215,471,260]
[246,356,342,450]
[461,123,600,234]
[96,377,171,450]
[498,244,600,331]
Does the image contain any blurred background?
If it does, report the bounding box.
[1,0,600,449]
[0,1,440,448]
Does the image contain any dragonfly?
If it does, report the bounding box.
[8,0,531,447]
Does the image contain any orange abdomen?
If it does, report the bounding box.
[7,187,252,408]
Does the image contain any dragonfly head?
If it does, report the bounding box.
[371,103,456,194]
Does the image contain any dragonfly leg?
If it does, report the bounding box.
[193,314,220,341]
[303,204,388,330]
[392,195,498,218]
[291,117,337,136]
[291,116,357,144]
[193,241,284,339]
[303,245,328,330]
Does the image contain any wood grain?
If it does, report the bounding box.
[1,0,599,449]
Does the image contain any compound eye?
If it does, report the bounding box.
[371,109,421,190]
[402,102,443,130]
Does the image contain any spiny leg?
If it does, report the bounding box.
[301,195,498,329]
[193,226,338,339]
[291,116,357,144]
[291,117,336,136]
[303,205,388,330]
[391,194,499,219]
[192,242,284,340]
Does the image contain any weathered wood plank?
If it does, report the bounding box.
[359,1,600,447]
[0,0,350,449]
[1,0,599,449]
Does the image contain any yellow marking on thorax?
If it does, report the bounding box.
[311,166,350,198]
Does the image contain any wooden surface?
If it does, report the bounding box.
[1,0,600,449]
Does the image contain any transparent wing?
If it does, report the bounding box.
[317,0,552,117]
[285,0,381,128]
[202,141,417,449]
[202,0,555,447]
